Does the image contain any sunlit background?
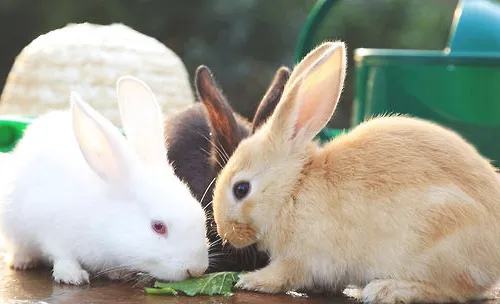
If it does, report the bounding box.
[0,0,459,128]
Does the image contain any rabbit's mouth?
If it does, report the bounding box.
[220,221,257,248]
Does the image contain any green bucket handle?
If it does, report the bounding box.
[295,0,339,63]
[295,0,341,143]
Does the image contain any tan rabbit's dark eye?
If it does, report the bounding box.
[151,220,168,236]
[233,181,250,200]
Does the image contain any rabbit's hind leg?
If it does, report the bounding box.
[358,278,484,304]
[6,245,41,270]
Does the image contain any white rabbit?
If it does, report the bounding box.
[0,76,209,285]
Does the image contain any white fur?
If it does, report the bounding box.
[0,77,208,284]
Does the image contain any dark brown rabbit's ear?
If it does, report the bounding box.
[251,66,291,134]
[195,65,240,161]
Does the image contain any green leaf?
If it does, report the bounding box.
[145,271,240,297]
[144,287,178,295]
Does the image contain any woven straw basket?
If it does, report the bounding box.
[0,22,195,125]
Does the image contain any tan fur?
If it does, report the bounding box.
[211,41,500,304]
[241,198,256,221]
[221,220,257,248]
[453,271,477,294]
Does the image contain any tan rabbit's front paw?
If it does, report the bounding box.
[235,270,286,294]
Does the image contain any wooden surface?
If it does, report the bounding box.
[2,252,500,303]
[0,261,355,304]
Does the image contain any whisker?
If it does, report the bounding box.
[217,141,230,164]
[198,132,229,165]
[92,261,140,279]
[208,237,223,247]
[203,200,213,213]
[211,140,230,164]
[207,229,219,237]
[200,147,224,169]
[199,147,212,159]
[132,273,155,288]
[209,238,222,246]
[200,177,217,207]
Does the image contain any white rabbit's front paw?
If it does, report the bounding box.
[52,259,90,285]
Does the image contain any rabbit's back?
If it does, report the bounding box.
[323,115,500,206]
[313,115,500,251]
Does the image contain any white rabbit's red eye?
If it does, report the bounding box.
[151,221,167,236]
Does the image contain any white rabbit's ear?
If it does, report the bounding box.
[71,92,132,183]
[116,76,167,165]
[269,41,347,143]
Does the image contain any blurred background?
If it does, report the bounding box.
[0,0,460,128]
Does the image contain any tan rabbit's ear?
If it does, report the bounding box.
[285,43,334,91]
[270,41,347,143]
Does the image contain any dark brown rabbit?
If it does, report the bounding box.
[164,65,290,272]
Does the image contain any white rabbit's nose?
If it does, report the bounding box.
[187,267,206,278]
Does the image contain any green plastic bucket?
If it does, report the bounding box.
[354,49,500,166]
[297,0,500,166]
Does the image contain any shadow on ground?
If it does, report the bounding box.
[0,259,356,304]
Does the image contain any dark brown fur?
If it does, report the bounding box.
[164,65,290,272]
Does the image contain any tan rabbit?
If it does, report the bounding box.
[211,41,500,304]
